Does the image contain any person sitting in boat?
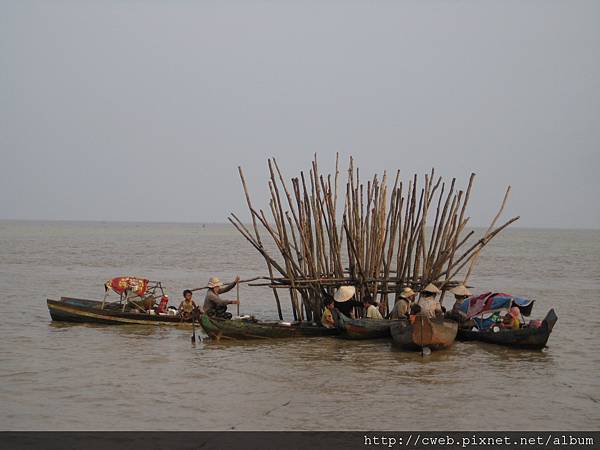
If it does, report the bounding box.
[501,306,522,330]
[178,290,200,320]
[417,283,443,319]
[363,294,383,320]
[389,287,416,319]
[446,284,471,323]
[203,276,240,320]
[321,297,336,328]
[333,286,362,318]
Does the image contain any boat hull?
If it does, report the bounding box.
[336,313,404,339]
[200,314,340,340]
[390,315,458,351]
[47,298,192,326]
[457,309,557,350]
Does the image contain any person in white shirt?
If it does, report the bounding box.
[417,283,443,319]
[362,294,383,320]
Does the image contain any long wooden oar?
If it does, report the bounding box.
[191,307,200,344]
[190,277,260,292]
[237,282,240,317]
[191,317,196,344]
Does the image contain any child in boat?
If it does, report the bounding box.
[321,297,335,328]
[178,290,200,320]
[501,307,522,330]
[408,303,422,324]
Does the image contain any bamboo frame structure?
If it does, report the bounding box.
[230,155,519,321]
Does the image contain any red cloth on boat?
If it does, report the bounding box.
[105,277,149,296]
[156,296,169,313]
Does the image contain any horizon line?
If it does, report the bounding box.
[0,218,598,232]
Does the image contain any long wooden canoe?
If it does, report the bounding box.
[457,309,557,350]
[336,313,405,339]
[200,313,340,340]
[47,298,193,326]
[390,315,458,351]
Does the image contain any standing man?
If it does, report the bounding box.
[203,276,240,320]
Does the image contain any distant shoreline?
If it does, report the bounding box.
[0,218,598,232]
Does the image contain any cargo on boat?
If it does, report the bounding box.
[46,277,193,326]
[453,293,558,349]
[457,310,557,349]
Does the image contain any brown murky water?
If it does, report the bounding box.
[1,221,599,430]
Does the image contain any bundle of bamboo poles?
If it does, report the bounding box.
[229,155,519,322]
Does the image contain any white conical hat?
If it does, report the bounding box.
[422,283,441,294]
[333,286,356,302]
[207,277,223,288]
[450,284,471,296]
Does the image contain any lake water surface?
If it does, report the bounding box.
[1,221,598,430]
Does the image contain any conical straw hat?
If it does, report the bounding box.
[450,284,471,297]
[333,286,356,302]
[422,283,441,294]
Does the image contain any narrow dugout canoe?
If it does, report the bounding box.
[390,315,458,351]
[200,313,340,340]
[457,309,557,350]
[336,313,405,339]
[47,298,193,326]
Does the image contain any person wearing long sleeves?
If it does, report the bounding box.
[203,276,240,319]
[390,287,416,319]
[417,283,443,319]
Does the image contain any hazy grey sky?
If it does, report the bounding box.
[1,1,599,228]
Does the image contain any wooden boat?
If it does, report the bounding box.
[390,315,458,351]
[336,313,405,339]
[47,297,194,326]
[200,313,340,340]
[457,309,557,350]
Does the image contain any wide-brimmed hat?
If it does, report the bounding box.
[450,284,471,297]
[422,283,441,295]
[207,277,223,288]
[334,286,356,302]
[399,287,416,300]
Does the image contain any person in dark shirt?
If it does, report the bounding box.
[333,286,362,318]
[203,276,240,319]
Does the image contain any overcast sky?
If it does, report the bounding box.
[1,1,598,228]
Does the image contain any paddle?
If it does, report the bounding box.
[190,277,260,292]
[419,315,431,357]
[191,306,200,344]
[191,317,196,344]
[236,282,240,317]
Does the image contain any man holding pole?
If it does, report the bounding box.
[203,276,241,320]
